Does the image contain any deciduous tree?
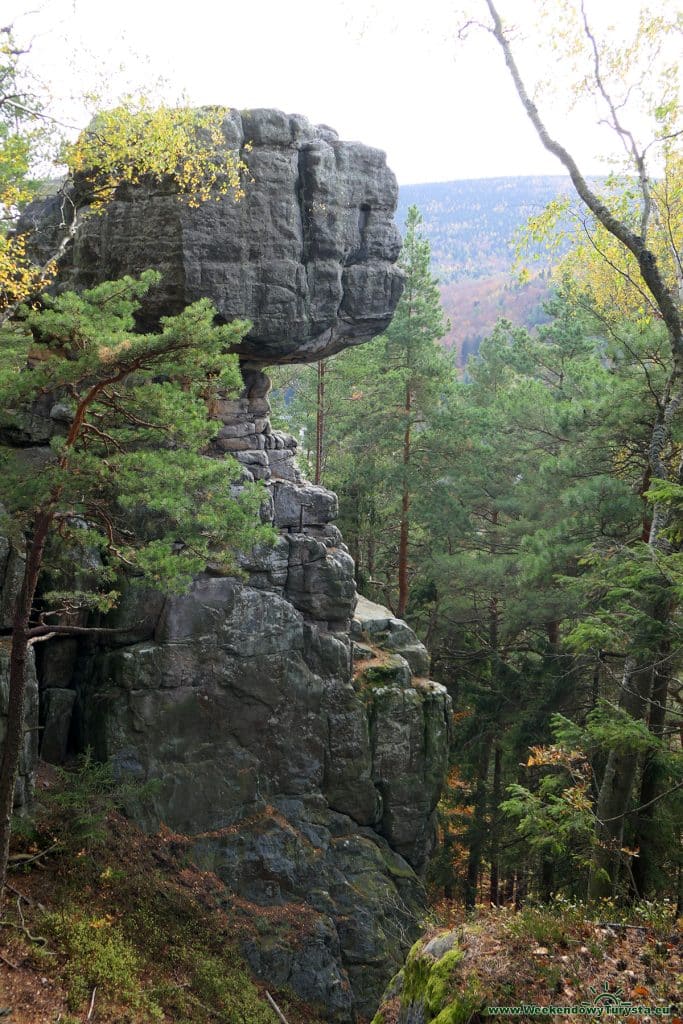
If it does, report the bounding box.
[0,24,248,321]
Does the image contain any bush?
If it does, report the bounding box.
[45,908,162,1019]
[48,749,158,851]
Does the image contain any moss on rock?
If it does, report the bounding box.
[373,931,485,1024]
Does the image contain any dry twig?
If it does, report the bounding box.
[265,991,291,1024]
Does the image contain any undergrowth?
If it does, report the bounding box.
[3,762,321,1024]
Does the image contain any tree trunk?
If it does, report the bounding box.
[631,637,670,897]
[540,858,555,903]
[0,512,52,899]
[591,658,601,711]
[314,359,326,486]
[589,657,652,899]
[397,383,411,618]
[546,619,560,649]
[515,869,528,909]
[442,822,454,900]
[639,465,653,542]
[465,742,490,910]
[484,0,683,371]
[489,742,503,906]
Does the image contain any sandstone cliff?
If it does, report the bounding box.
[4,109,452,1022]
[20,108,404,364]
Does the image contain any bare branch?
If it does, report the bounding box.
[578,0,652,240]
[25,623,137,639]
[598,780,683,823]
[265,991,291,1024]
[0,201,82,327]
[2,97,77,130]
[482,0,683,370]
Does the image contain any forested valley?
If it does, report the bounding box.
[397,177,573,362]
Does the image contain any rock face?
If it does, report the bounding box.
[21,108,404,364]
[75,387,452,1020]
[4,110,453,1021]
[0,375,453,1018]
[371,929,474,1024]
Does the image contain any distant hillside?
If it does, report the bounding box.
[397,176,577,362]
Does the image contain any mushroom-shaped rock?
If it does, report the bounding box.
[21,108,404,364]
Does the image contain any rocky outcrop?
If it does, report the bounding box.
[5,110,453,1021]
[20,108,404,365]
[1,392,452,1018]
[73,384,452,1020]
[371,930,477,1024]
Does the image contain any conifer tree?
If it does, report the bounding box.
[417,289,681,903]
[0,273,272,896]
[479,0,683,900]
[272,206,451,616]
[389,206,451,616]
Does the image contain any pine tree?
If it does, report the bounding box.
[0,273,273,896]
[272,206,452,616]
[387,206,451,616]
[418,291,677,903]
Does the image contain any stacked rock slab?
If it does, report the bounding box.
[77,379,452,1019]
[20,108,405,364]
[9,109,453,1020]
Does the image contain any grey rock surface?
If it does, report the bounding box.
[354,595,431,678]
[67,383,451,1019]
[20,109,404,365]
[40,687,76,765]
[374,928,466,1024]
[352,600,451,873]
[4,112,451,1020]
[0,375,451,1019]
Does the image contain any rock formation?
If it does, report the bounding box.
[371,929,475,1024]
[5,109,452,1022]
[20,108,404,364]
[68,392,452,1018]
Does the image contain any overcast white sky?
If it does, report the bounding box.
[6,0,680,185]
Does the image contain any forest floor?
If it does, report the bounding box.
[0,764,322,1024]
[377,899,681,1024]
